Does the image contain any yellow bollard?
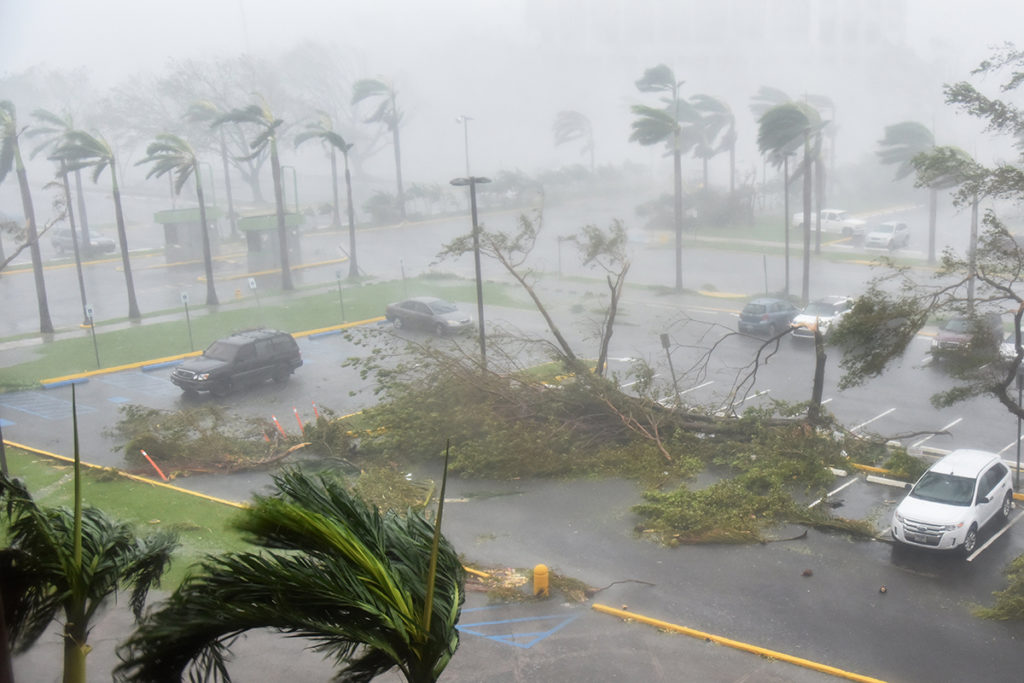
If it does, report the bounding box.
[235,289,242,300]
[533,563,549,597]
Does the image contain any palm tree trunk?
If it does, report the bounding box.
[808,327,826,423]
[673,144,683,292]
[270,141,294,290]
[61,164,91,325]
[344,155,358,279]
[968,194,978,314]
[928,187,938,265]
[195,175,219,306]
[330,149,341,228]
[73,169,91,251]
[392,124,405,220]
[814,156,824,254]
[801,134,812,304]
[110,166,141,321]
[728,142,735,195]
[62,619,89,683]
[15,151,54,334]
[219,130,238,239]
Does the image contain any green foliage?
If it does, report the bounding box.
[977,554,1024,621]
[299,408,355,458]
[880,448,930,482]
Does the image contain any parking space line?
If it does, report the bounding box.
[912,418,962,449]
[998,435,1024,456]
[966,508,1024,562]
[851,408,895,433]
[680,380,713,395]
[808,477,858,509]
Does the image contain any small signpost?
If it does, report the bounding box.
[85,304,100,368]
[248,277,262,319]
[181,291,194,351]
[336,269,346,322]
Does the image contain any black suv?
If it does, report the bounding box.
[170,329,302,396]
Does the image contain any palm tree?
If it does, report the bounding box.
[116,468,464,683]
[630,64,698,292]
[757,102,824,303]
[186,101,239,239]
[27,109,92,325]
[352,77,406,220]
[553,110,595,171]
[690,94,736,193]
[213,99,294,290]
[51,129,142,320]
[878,121,943,264]
[0,389,177,683]
[0,101,54,334]
[295,113,359,278]
[137,134,219,305]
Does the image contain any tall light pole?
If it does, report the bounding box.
[451,175,491,369]
[456,115,472,176]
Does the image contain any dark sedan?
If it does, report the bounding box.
[385,296,474,336]
[737,297,799,337]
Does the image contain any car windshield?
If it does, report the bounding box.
[803,302,837,316]
[941,318,972,334]
[743,304,766,315]
[427,300,457,314]
[909,471,975,506]
[204,341,240,361]
[875,225,895,234]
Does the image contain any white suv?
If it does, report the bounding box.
[864,221,909,250]
[891,449,1013,554]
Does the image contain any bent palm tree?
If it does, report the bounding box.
[878,121,941,264]
[137,134,219,305]
[116,469,464,683]
[51,129,142,320]
[0,390,177,683]
[213,100,294,290]
[689,94,736,193]
[295,113,359,278]
[352,77,405,220]
[186,101,240,239]
[0,101,54,333]
[553,110,595,171]
[630,64,698,292]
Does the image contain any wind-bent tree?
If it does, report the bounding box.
[630,64,698,292]
[352,77,406,220]
[877,122,941,264]
[690,94,736,193]
[0,101,54,333]
[137,134,219,305]
[116,469,464,683]
[214,99,294,290]
[757,102,824,303]
[186,101,239,238]
[553,110,595,171]
[51,129,142,320]
[0,390,177,683]
[295,112,359,278]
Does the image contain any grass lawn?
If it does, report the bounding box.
[1,447,252,588]
[0,276,528,390]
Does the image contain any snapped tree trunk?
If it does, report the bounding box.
[270,140,294,291]
[808,326,827,424]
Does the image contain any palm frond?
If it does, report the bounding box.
[635,64,678,93]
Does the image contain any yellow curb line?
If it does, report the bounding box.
[697,290,747,299]
[852,462,1024,501]
[3,440,248,509]
[591,604,886,683]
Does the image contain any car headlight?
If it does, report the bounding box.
[894,513,905,525]
[931,339,939,349]
[196,373,210,381]
[446,319,461,326]
[941,522,964,532]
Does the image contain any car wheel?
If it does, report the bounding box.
[211,380,232,397]
[434,323,446,337]
[962,524,979,555]
[273,366,290,383]
[1001,492,1013,521]
[393,316,404,330]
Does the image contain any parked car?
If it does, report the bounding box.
[385,296,474,336]
[790,296,853,340]
[930,312,1003,361]
[50,227,117,255]
[737,297,799,337]
[170,329,302,396]
[864,221,909,250]
[891,449,1013,554]
[791,209,866,238]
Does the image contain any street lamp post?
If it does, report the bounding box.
[451,175,491,369]
[281,165,299,214]
[456,115,472,176]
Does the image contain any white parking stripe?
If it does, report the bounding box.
[967,508,1024,562]
[851,408,896,433]
[998,436,1024,456]
[807,477,858,509]
[912,418,962,449]
[679,381,714,395]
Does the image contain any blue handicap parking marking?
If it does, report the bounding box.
[100,371,179,396]
[0,392,98,420]
[457,611,580,649]
[0,417,14,427]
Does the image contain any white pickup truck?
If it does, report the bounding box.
[791,209,866,238]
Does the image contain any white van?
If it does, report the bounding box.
[891,449,1013,554]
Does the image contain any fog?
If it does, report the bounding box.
[2,0,1024,217]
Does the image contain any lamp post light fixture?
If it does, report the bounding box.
[451,175,491,369]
